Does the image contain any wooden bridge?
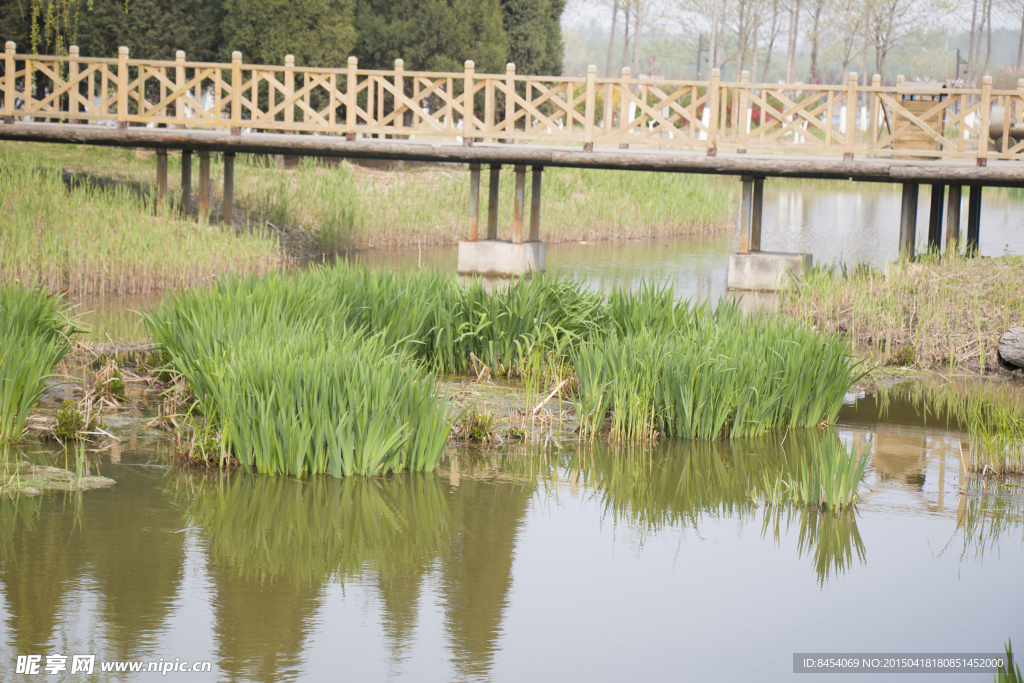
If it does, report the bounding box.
[3,42,1024,279]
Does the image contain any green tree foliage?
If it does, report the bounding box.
[75,0,224,60]
[221,0,356,66]
[501,0,564,76]
[353,0,507,74]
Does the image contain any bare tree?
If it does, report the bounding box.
[606,0,621,76]
[785,0,802,82]
[968,0,979,83]
[984,0,993,77]
[1017,0,1024,76]
[631,0,649,76]
[709,0,721,71]
[761,0,783,80]
[807,0,826,82]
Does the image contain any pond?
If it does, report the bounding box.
[1,391,1022,681]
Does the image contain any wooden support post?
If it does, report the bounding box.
[513,165,526,244]
[394,58,404,134]
[223,152,235,224]
[869,74,881,151]
[117,46,129,130]
[927,184,944,251]
[155,149,168,213]
[530,166,542,241]
[346,56,357,140]
[584,65,596,152]
[899,182,919,260]
[487,164,500,239]
[750,177,764,251]
[68,46,79,123]
[707,68,720,156]
[978,76,992,167]
[198,150,210,221]
[463,60,474,146]
[618,67,631,149]
[180,150,192,215]
[737,70,750,152]
[230,51,242,134]
[4,41,14,123]
[966,185,982,256]
[945,184,962,253]
[739,177,753,253]
[175,51,185,129]
[468,162,481,242]
[284,54,294,128]
[844,72,858,161]
[504,63,515,144]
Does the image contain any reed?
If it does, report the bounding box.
[0,154,281,295]
[0,285,77,444]
[783,255,1024,371]
[574,300,858,441]
[758,434,869,510]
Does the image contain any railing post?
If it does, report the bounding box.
[844,72,858,161]
[584,64,596,152]
[3,41,14,123]
[869,74,881,152]
[504,62,515,144]
[463,60,474,146]
[394,58,404,134]
[117,46,129,129]
[737,70,750,152]
[231,51,242,134]
[618,66,630,149]
[346,56,357,140]
[68,46,79,122]
[978,75,992,167]
[175,50,185,128]
[707,68,720,156]
[284,54,294,129]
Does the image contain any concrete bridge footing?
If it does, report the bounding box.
[457,163,546,278]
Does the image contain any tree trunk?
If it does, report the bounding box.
[1017,0,1024,77]
[631,0,645,77]
[751,5,760,81]
[737,0,747,75]
[808,0,824,83]
[710,0,721,72]
[785,0,801,83]
[717,0,730,72]
[968,0,979,84]
[762,0,780,81]
[999,328,1024,368]
[984,0,993,78]
[606,0,620,77]
[621,7,631,73]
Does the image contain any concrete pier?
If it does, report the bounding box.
[458,163,546,277]
[727,176,810,292]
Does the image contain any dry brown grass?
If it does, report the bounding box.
[783,254,1024,371]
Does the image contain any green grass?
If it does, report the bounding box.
[757,434,869,510]
[145,263,857,473]
[783,255,1024,372]
[0,152,281,295]
[0,285,78,444]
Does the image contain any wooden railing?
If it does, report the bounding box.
[3,42,1023,162]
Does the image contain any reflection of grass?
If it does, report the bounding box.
[758,434,869,510]
[878,377,1024,475]
[761,505,866,586]
[187,472,449,584]
[955,477,1024,562]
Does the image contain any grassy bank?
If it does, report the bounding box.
[783,255,1024,371]
[0,155,281,295]
[0,286,77,444]
[0,141,735,256]
[145,264,857,477]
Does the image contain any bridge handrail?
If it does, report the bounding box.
[3,41,1021,163]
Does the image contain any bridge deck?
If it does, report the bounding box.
[3,124,1024,186]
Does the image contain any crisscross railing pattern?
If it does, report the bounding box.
[1,41,1016,163]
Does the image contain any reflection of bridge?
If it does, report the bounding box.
[4,42,1023,280]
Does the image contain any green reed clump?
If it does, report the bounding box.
[758,434,869,510]
[0,285,77,444]
[0,157,281,295]
[574,299,858,441]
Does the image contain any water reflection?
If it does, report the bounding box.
[761,506,867,587]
